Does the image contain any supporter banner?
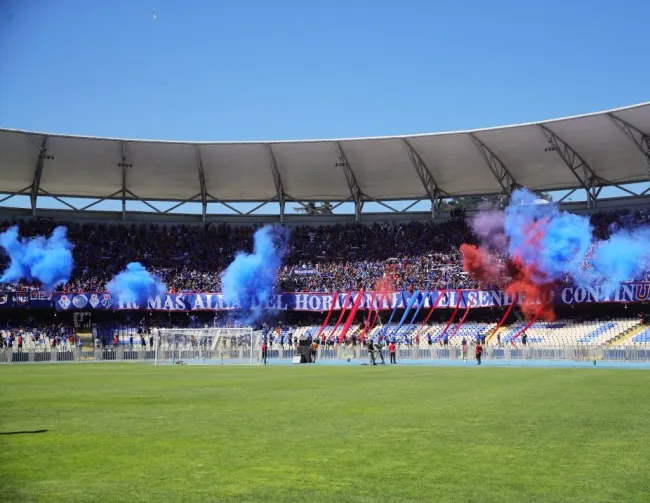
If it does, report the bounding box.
[40,282,650,312]
[292,267,319,276]
[0,291,54,309]
[0,283,647,311]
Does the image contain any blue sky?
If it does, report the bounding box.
[0,0,648,214]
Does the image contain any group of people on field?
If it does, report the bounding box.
[461,337,484,365]
[367,337,484,366]
[367,338,397,365]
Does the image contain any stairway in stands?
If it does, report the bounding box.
[610,323,648,346]
[78,332,94,347]
[486,326,507,345]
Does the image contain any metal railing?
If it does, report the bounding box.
[2,345,650,364]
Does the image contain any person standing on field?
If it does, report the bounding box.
[388,341,397,364]
[261,340,268,365]
[311,339,318,363]
[475,342,483,365]
[375,338,385,365]
[367,338,377,366]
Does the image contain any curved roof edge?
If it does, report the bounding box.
[1,102,649,206]
[1,102,649,145]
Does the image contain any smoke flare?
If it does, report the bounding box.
[0,226,74,290]
[461,188,650,319]
[592,228,650,294]
[107,262,166,305]
[221,225,290,324]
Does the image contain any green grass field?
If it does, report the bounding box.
[1,364,649,502]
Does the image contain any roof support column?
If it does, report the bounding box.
[335,142,363,222]
[266,145,285,223]
[118,142,128,221]
[607,113,650,178]
[195,146,207,223]
[431,189,443,219]
[403,139,444,219]
[121,167,126,220]
[30,136,49,216]
[469,133,518,194]
[539,125,604,209]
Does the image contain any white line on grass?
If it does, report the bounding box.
[405,368,479,377]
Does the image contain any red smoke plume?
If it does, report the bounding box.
[364,273,397,336]
[374,274,395,293]
[505,257,556,321]
[460,245,556,321]
[460,244,504,284]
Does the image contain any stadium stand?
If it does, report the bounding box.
[0,208,648,294]
[2,314,649,365]
[631,327,650,345]
[499,319,643,346]
[1,104,649,364]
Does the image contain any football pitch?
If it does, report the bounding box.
[1,364,649,502]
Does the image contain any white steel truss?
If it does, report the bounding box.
[402,138,446,218]
[538,125,607,208]
[469,133,519,194]
[607,113,650,178]
[335,141,364,222]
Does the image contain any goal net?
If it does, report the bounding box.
[154,327,263,365]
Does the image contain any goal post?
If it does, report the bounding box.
[154,327,263,365]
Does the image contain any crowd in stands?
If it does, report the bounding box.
[0,323,77,351]
[0,207,648,294]
[5,316,648,353]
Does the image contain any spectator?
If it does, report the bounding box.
[0,210,647,294]
[475,342,483,365]
[388,340,397,364]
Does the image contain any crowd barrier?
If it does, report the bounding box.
[2,345,650,364]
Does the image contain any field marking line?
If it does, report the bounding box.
[404,368,479,377]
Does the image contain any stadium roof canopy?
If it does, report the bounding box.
[1,102,649,221]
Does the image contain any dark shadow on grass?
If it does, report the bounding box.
[0,429,49,436]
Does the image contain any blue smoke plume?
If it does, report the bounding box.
[221,225,290,324]
[591,228,650,294]
[0,226,74,290]
[502,188,650,291]
[504,189,593,283]
[107,262,166,305]
[539,212,593,283]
